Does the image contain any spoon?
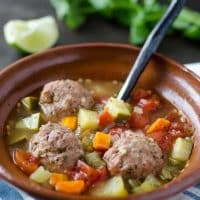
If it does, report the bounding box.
[117,0,186,101]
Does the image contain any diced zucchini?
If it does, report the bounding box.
[81,135,94,152]
[85,152,105,168]
[30,166,51,184]
[133,175,161,194]
[128,179,141,189]
[104,97,131,120]
[21,96,38,111]
[169,157,185,168]
[78,109,99,131]
[6,129,32,145]
[89,175,128,197]
[159,165,179,181]
[15,113,41,131]
[171,137,193,162]
[125,179,141,193]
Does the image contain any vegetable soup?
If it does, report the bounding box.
[5,79,193,197]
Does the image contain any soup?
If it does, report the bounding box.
[5,79,193,197]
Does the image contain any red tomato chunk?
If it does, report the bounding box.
[68,160,108,188]
[13,149,40,175]
[99,111,114,127]
[129,113,149,129]
[138,98,160,112]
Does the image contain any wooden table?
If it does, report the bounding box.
[0,0,199,69]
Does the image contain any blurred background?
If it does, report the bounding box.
[0,0,199,69]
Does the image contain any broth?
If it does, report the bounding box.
[5,79,193,197]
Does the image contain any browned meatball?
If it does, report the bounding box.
[39,79,94,121]
[103,130,164,179]
[29,122,83,172]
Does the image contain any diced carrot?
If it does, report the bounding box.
[147,118,170,134]
[61,116,77,130]
[93,132,111,150]
[49,173,68,186]
[55,180,85,194]
[13,149,40,175]
[99,110,114,126]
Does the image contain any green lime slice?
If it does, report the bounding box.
[3,16,59,53]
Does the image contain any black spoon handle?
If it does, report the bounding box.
[117,0,186,101]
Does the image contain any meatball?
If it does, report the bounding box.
[103,130,164,179]
[29,122,83,172]
[39,79,94,121]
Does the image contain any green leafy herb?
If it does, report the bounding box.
[50,0,200,45]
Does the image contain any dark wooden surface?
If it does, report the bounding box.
[0,0,199,69]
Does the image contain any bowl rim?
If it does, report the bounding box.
[0,42,200,200]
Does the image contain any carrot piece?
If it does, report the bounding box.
[55,180,85,194]
[93,132,111,150]
[61,116,77,130]
[147,118,170,134]
[49,173,68,186]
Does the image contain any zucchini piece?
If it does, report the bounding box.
[169,157,185,168]
[159,165,179,181]
[81,135,94,152]
[171,137,193,162]
[15,113,41,131]
[125,179,141,193]
[104,97,131,120]
[78,109,99,131]
[128,179,141,189]
[30,166,51,184]
[21,96,38,111]
[6,129,32,145]
[89,175,128,197]
[133,175,161,194]
[85,152,105,168]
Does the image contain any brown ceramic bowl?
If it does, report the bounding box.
[0,43,199,200]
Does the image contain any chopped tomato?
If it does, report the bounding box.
[13,149,40,175]
[169,122,184,132]
[97,166,109,182]
[148,120,186,152]
[69,161,109,188]
[99,111,114,127]
[149,130,166,145]
[131,88,152,103]
[150,129,185,153]
[138,98,160,112]
[161,132,185,152]
[77,160,99,178]
[129,113,149,129]
[73,160,100,187]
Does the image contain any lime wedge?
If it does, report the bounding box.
[3,16,59,53]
